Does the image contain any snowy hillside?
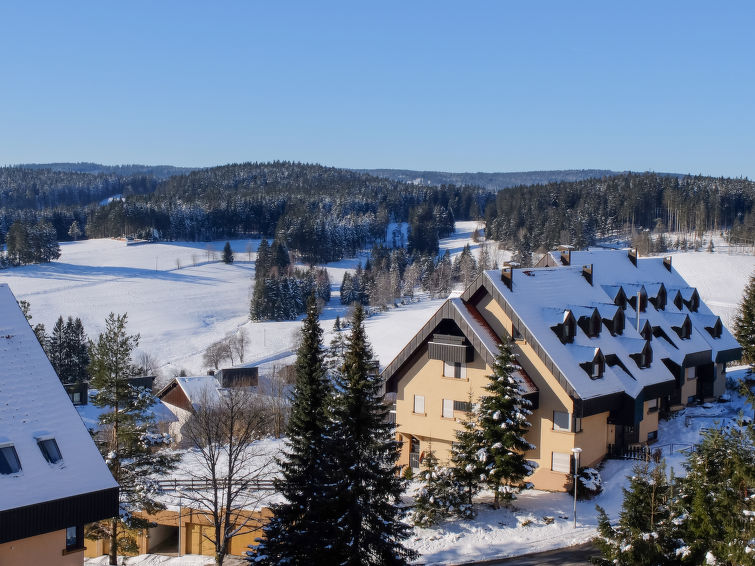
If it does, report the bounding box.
[1,225,751,381]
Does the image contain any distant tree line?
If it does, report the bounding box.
[486,172,755,259]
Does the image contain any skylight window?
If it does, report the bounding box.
[0,444,22,474]
[38,438,62,464]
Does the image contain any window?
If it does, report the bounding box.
[574,416,583,433]
[647,398,658,413]
[442,399,454,419]
[591,360,603,379]
[38,438,62,464]
[553,411,571,432]
[72,391,81,404]
[409,438,420,470]
[552,451,571,473]
[413,395,425,414]
[647,430,658,442]
[65,526,82,551]
[443,361,466,379]
[685,367,696,381]
[453,400,472,412]
[0,444,21,474]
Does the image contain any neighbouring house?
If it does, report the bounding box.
[156,367,259,446]
[84,506,271,558]
[382,249,741,491]
[0,284,119,566]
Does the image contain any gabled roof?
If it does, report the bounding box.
[382,298,537,397]
[157,375,222,411]
[0,284,117,513]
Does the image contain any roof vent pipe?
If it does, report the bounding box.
[636,291,641,333]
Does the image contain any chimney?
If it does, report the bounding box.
[501,266,513,291]
[582,264,593,285]
[559,246,573,265]
[628,248,638,267]
[663,255,672,272]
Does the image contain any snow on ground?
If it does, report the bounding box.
[406,366,753,564]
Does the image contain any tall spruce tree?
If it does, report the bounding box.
[594,461,680,566]
[330,304,418,565]
[87,313,176,566]
[734,271,755,365]
[477,342,536,508]
[450,393,484,519]
[251,296,339,565]
[411,450,459,527]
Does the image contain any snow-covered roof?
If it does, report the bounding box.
[482,267,675,401]
[0,284,117,512]
[175,376,222,408]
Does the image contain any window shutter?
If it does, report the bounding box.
[442,399,454,418]
[414,395,425,414]
[552,452,571,473]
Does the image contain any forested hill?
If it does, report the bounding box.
[485,172,755,259]
[16,162,196,179]
[85,162,488,262]
[358,168,626,191]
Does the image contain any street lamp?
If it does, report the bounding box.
[572,447,582,528]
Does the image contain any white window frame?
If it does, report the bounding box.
[413,395,425,414]
[553,410,571,432]
[647,398,658,411]
[552,451,571,473]
[443,361,466,379]
[442,399,454,419]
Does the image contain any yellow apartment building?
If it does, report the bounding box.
[382,249,741,491]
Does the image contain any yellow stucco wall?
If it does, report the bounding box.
[681,366,697,403]
[638,399,660,443]
[0,529,84,566]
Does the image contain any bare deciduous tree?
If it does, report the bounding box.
[228,329,249,364]
[203,340,230,371]
[260,366,291,437]
[181,389,272,566]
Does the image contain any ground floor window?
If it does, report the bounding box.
[647,430,658,442]
[551,451,571,473]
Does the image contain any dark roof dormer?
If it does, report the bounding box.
[501,266,513,291]
[628,286,648,312]
[673,315,693,340]
[705,317,723,339]
[582,264,593,285]
[628,248,638,266]
[648,283,666,311]
[640,319,652,341]
[580,348,605,379]
[614,286,627,309]
[577,308,602,338]
[552,310,577,344]
[630,341,653,369]
[672,290,683,310]
[603,308,625,336]
[683,289,700,313]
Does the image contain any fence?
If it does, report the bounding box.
[607,443,694,462]
[155,478,276,492]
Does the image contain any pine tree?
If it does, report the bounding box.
[594,461,680,566]
[411,450,459,527]
[734,272,755,365]
[477,343,536,508]
[330,304,418,565]
[222,241,234,264]
[86,313,177,566]
[677,426,755,564]
[251,296,340,564]
[450,393,484,519]
[68,220,82,240]
[255,239,271,280]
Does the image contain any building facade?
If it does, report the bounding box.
[0,284,118,566]
[382,249,741,491]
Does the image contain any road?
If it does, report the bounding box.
[454,542,599,565]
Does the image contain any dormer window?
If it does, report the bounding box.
[649,285,666,311]
[672,291,683,310]
[37,437,62,464]
[614,287,627,310]
[628,288,648,312]
[578,309,602,338]
[591,361,603,378]
[605,309,625,336]
[563,323,572,341]
[706,318,723,339]
[0,443,21,474]
[640,320,652,341]
[631,342,653,369]
[674,317,692,340]
[555,311,576,344]
[684,290,700,313]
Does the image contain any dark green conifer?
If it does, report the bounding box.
[251,296,338,565]
[330,304,418,565]
[477,342,535,508]
[450,393,483,518]
[734,272,755,365]
[222,241,234,264]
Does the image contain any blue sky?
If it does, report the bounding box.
[1,1,753,177]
